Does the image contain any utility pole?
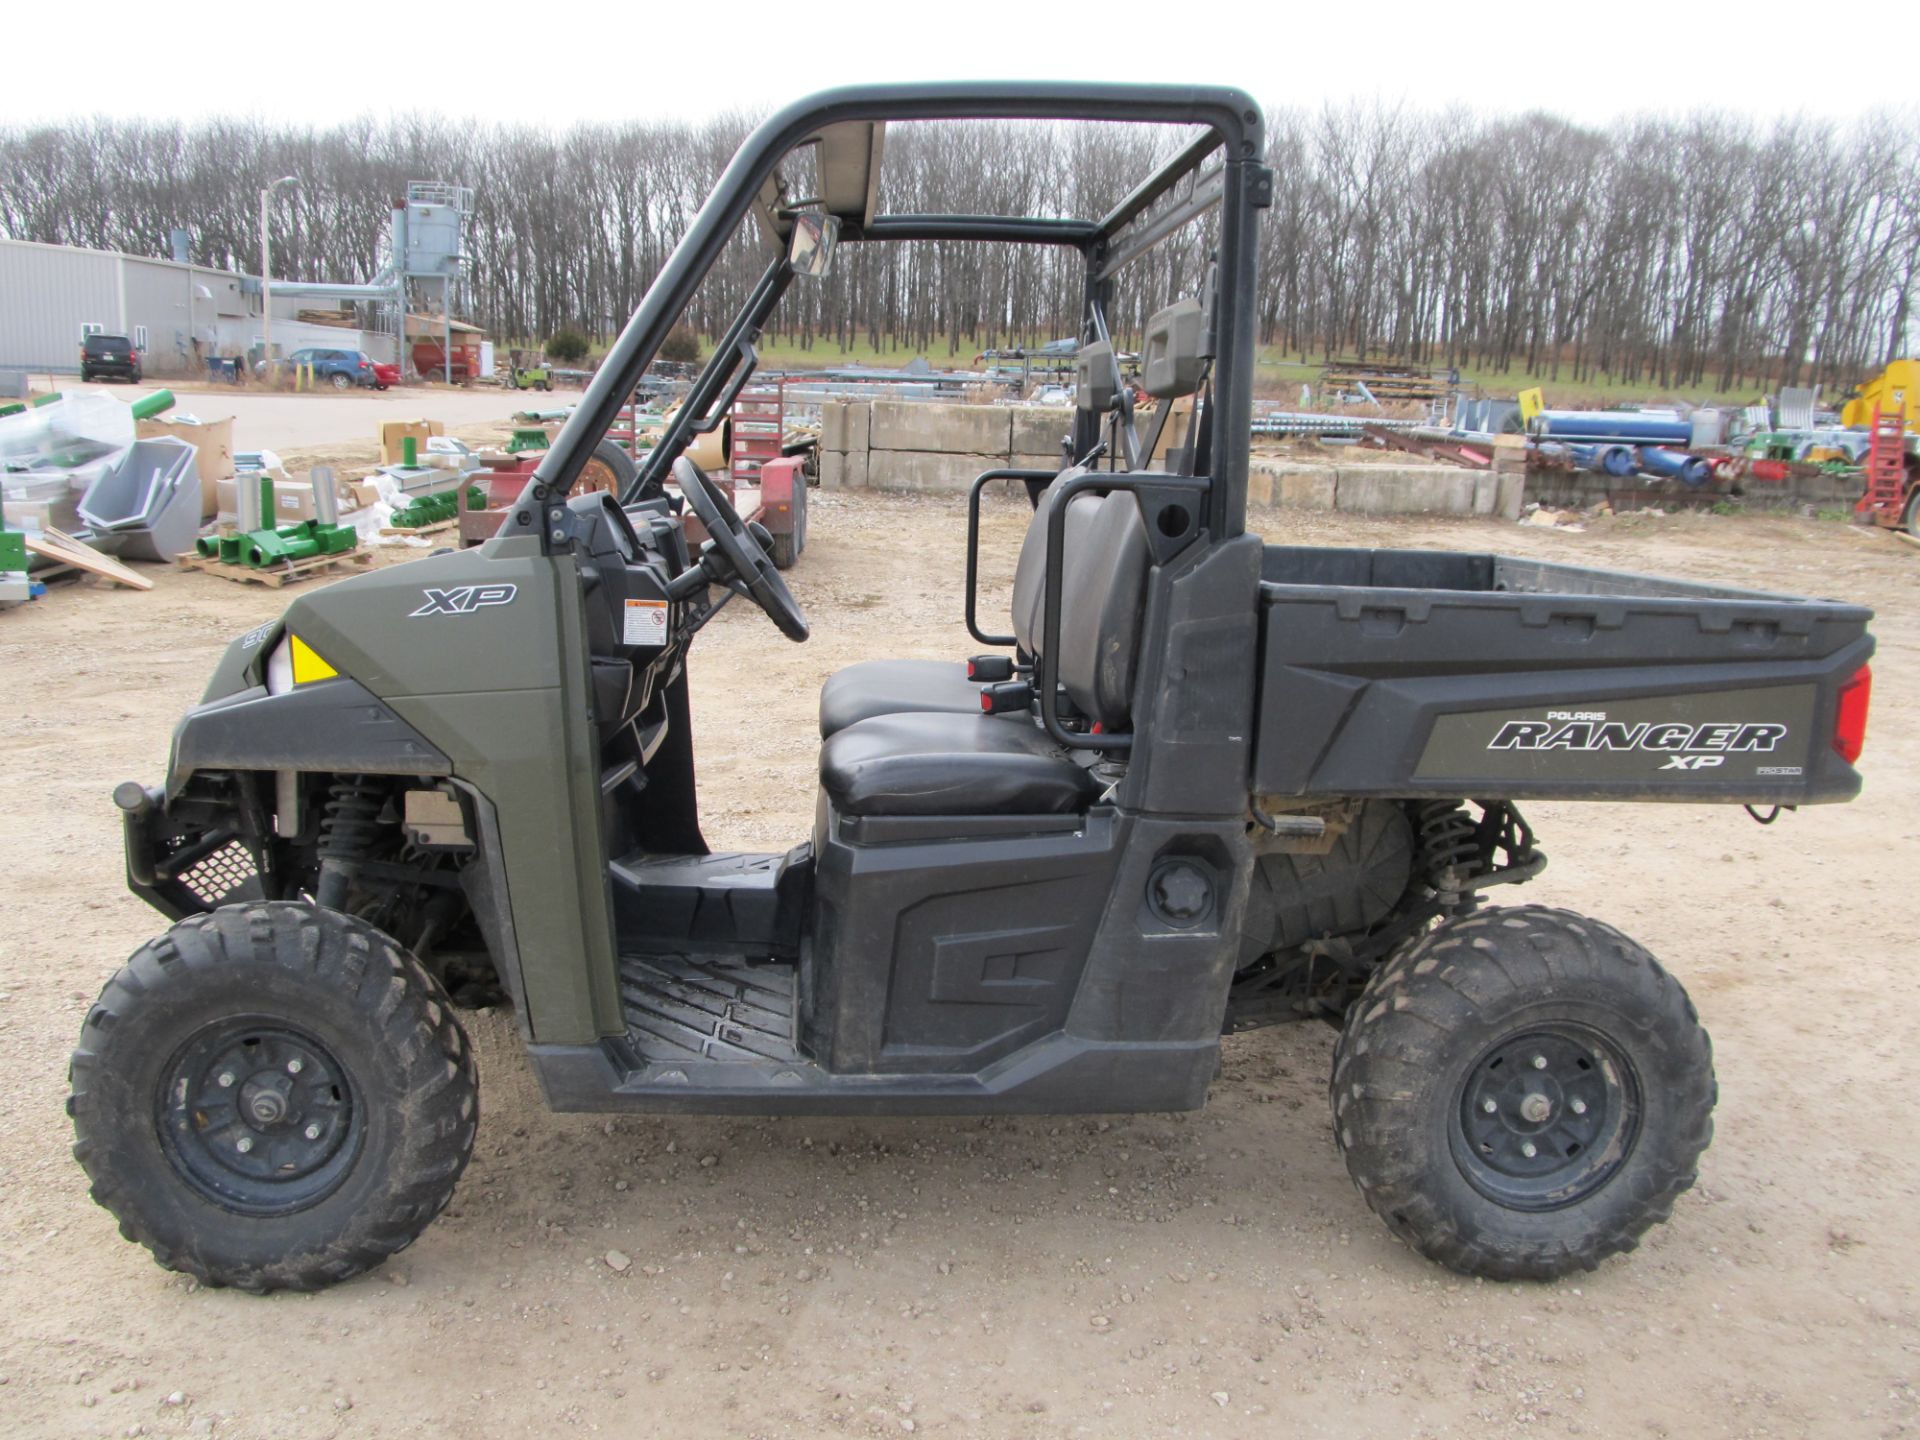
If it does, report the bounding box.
[259,176,298,378]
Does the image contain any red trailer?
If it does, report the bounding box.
[411,337,480,384]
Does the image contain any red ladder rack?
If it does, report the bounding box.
[729,381,786,484]
[1856,393,1908,525]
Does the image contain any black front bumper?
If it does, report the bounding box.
[118,782,258,921]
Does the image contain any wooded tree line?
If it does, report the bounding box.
[3,104,1915,393]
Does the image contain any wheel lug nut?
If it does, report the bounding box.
[1521,1141,1537,1158]
[1571,1098,1588,1115]
[218,1071,235,1088]
[1481,1098,1497,1114]
[304,1123,322,1140]
[287,1059,304,1075]
[1531,1055,1548,1070]
[235,1137,254,1153]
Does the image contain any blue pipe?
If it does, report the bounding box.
[1597,444,1636,477]
[1635,446,1711,487]
[1533,411,1693,445]
[1568,443,1636,477]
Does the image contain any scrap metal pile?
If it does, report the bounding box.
[1329,366,1920,520]
[0,387,196,604]
[0,384,523,607]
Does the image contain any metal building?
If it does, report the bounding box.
[0,238,398,378]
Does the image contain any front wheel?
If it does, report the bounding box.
[1331,905,1714,1281]
[69,903,478,1292]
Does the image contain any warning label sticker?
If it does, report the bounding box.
[622,598,669,647]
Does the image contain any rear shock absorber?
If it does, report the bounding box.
[315,775,386,911]
[1414,800,1481,905]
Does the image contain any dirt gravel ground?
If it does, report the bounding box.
[1,494,1916,1440]
[56,379,534,453]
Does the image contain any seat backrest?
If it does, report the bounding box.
[1056,491,1152,730]
[1009,467,1084,655]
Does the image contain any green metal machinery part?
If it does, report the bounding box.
[239,520,358,567]
[192,473,358,567]
[387,484,486,529]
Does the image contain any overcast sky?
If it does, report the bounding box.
[5,3,1897,129]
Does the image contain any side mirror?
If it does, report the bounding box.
[1075,340,1118,414]
[787,211,840,278]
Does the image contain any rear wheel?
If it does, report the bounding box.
[1331,905,1714,1280]
[1901,486,1920,537]
[68,903,477,1292]
[330,371,353,391]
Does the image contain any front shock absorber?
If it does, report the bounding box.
[1414,800,1481,904]
[315,775,386,911]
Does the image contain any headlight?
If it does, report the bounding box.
[265,634,339,695]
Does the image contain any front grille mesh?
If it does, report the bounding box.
[178,840,258,907]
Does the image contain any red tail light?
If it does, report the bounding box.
[1833,665,1871,765]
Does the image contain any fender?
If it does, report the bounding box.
[167,678,451,797]
[757,456,803,537]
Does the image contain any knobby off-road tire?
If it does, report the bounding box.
[69,903,478,1292]
[1331,905,1715,1281]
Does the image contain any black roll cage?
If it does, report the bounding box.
[506,82,1268,554]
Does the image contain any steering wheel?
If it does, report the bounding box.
[673,457,810,642]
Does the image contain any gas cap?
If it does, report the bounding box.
[1148,861,1214,926]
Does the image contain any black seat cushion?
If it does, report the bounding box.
[820,711,1100,817]
[818,659,980,738]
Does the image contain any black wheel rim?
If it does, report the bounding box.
[1450,1023,1641,1212]
[157,1018,363,1217]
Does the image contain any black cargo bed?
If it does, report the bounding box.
[1253,546,1874,805]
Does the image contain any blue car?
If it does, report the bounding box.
[286,347,379,391]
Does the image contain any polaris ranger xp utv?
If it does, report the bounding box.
[74,83,1876,1292]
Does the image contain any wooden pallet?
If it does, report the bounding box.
[175,547,374,588]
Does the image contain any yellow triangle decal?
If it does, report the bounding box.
[290,634,339,685]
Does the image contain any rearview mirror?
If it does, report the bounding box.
[788,212,840,278]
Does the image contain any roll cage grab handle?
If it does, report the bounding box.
[501,81,1268,553]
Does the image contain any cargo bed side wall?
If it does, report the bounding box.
[1252,557,1873,804]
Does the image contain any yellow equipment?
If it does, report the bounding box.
[1842,359,1920,430]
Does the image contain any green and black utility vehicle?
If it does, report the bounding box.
[74,84,1876,1292]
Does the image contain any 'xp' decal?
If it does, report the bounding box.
[410,584,519,617]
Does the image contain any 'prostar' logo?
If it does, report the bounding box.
[1489,716,1787,771]
[409,583,519,617]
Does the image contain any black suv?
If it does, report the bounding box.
[80,333,141,383]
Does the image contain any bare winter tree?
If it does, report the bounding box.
[2,103,1915,393]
